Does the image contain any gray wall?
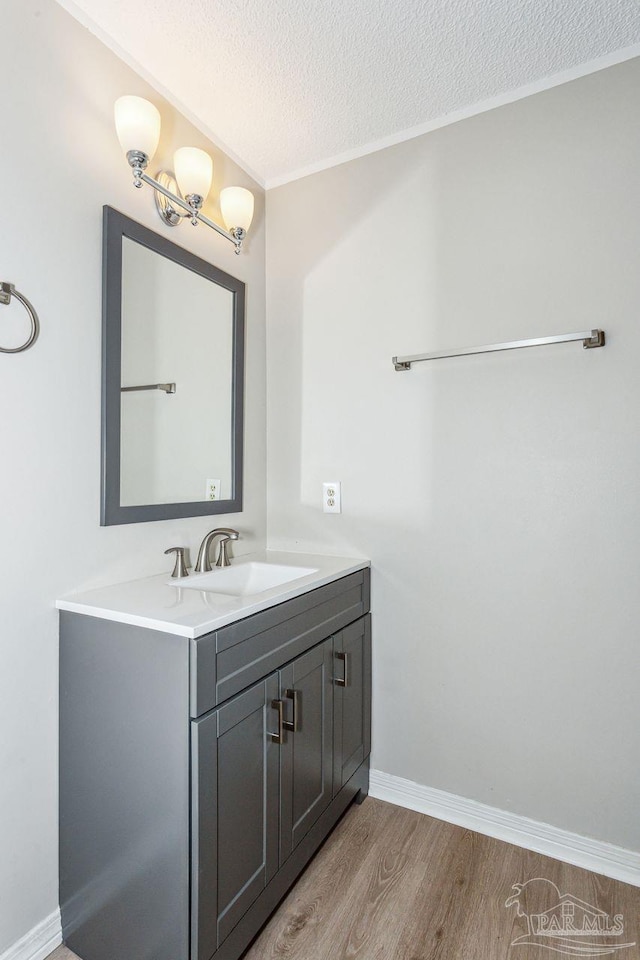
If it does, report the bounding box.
[266,58,640,852]
[0,0,265,952]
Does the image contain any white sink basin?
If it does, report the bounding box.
[173,561,319,597]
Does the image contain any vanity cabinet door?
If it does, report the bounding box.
[279,637,334,863]
[191,674,280,960]
[333,615,372,794]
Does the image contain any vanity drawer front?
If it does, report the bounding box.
[191,569,370,717]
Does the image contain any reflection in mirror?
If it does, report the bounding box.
[101,207,244,525]
[120,238,234,506]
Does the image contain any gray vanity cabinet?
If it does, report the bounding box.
[60,569,371,960]
[193,636,336,960]
[192,674,281,960]
[280,637,334,860]
[333,615,372,792]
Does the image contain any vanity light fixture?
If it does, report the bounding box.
[114,96,254,254]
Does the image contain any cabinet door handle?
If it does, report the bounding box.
[283,689,299,732]
[334,652,348,687]
[270,699,284,744]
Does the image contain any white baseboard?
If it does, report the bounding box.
[369,769,640,888]
[0,911,62,960]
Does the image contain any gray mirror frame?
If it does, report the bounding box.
[101,206,245,525]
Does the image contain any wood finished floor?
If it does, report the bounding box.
[49,797,640,960]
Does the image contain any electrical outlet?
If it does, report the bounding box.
[205,478,221,501]
[323,481,341,514]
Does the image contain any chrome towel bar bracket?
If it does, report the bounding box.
[393,329,605,370]
[0,282,40,354]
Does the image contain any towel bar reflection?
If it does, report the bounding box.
[393,329,605,371]
[121,383,177,394]
[0,282,40,354]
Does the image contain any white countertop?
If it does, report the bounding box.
[56,551,370,639]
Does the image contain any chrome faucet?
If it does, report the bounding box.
[195,528,239,573]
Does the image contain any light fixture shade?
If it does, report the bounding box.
[220,187,254,233]
[114,96,161,160]
[174,147,213,200]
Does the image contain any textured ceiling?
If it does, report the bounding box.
[58,0,640,186]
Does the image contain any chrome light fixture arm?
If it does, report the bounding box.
[126,150,149,189]
[125,150,245,254]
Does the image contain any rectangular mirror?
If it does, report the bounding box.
[101,206,245,525]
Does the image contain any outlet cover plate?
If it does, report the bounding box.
[206,479,221,501]
[323,481,341,513]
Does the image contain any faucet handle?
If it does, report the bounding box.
[164,547,189,579]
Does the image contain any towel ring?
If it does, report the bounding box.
[0,282,40,353]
